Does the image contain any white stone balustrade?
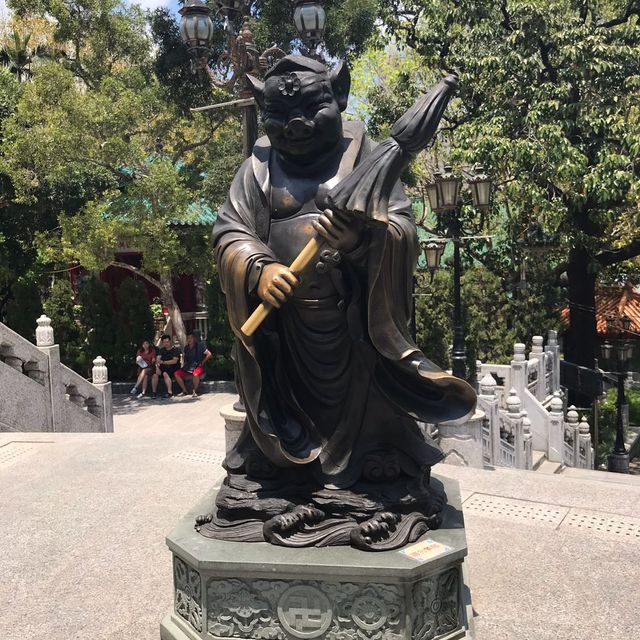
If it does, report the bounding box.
[0,316,113,433]
[463,330,592,471]
[562,405,593,469]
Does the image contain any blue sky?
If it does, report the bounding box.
[0,0,182,19]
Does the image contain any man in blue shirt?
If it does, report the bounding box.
[175,331,212,397]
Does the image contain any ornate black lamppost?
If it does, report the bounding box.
[424,165,493,380]
[601,314,633,473]
[179,0,296,158]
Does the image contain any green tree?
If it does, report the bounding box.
[113,278,154,377]
[1,53,233,344]
[415,270,453,369]
[355,1,640,384]
[7,0,151,86]
[43,278,84,370]
[78,275,117,366]
[4,276,43,341]
[206,268,235,379]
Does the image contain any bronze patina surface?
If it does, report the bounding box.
[208,55,477,550]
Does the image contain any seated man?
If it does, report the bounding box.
[175,331,212,397]
[152,334,181,399]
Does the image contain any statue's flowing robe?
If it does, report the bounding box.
[212,121,476,489]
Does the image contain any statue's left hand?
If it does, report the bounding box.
[313,209,362,253]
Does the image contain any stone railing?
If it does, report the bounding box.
[0,316,112,433]
[477,381,533,470]
[478,331,561,410]
[478,331,563,463]
[472,331,593,471]
[562,405,594,469]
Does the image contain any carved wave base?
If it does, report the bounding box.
[195,470,447,551]
[160,474,475,640]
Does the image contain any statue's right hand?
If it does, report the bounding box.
[257,263,299,308]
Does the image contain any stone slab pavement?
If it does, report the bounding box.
[1,393,640,640]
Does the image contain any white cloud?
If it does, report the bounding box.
[130,0,173,9]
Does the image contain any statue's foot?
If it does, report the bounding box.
[350,511,437,551]
[195,513,213,527]
[263,504,355,548]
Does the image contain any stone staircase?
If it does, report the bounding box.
[0,316,112,433]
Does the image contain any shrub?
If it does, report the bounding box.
[205,270,235,380]
[5,277,43,342]
[43,279,85,372]
[78,275,117,371]
[114,278,155,378]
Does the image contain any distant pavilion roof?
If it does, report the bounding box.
[170,201,217,227]
[561,284,640,335]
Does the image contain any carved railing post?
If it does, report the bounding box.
[548,391,565,463]
[546,330,560,394]
[510,343,527,399]
[92,356,113,433]
[522,410,533,470]
[579,415,593,469]
[478,374,499,465]
[35,314,62,432]
[92,356,108,384]
[564,405,579,466]
[530,336,546,401]
[35,315,54,347]
[506,390,525,468]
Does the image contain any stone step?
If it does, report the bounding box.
[560,465,640,485]
[535,459,564,474]
[532,450,547,470]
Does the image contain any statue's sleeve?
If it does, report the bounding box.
[367,194,419,361]
[212,158,276,338]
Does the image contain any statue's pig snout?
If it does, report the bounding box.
[284,116,315,140]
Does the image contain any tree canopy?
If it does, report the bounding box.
[2,0,640,382]
[353,0,640,372]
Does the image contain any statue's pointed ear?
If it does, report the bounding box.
[246,74,265,110]
[330,61,351,112]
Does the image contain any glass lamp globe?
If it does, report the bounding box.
[469,164,493,211]
[426,176,441,214]
[435,165,462,212]
[293,1,327,48]
[180,0,215,56]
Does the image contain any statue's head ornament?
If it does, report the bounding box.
[277,72,302,96]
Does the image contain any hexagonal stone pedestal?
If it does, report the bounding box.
[160,475,475,640]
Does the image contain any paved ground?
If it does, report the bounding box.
[2,394,640,640]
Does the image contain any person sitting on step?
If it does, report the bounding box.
[174,331,212,398]
[152,334,181,399]
[130,339,156,399]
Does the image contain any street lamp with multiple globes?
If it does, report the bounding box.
[601,314,633,473]
[423,164,494,380]
[180,1,328,159]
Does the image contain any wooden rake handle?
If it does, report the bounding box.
[240,236,324,337]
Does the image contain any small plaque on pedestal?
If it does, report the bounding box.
[160,475,474,640]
